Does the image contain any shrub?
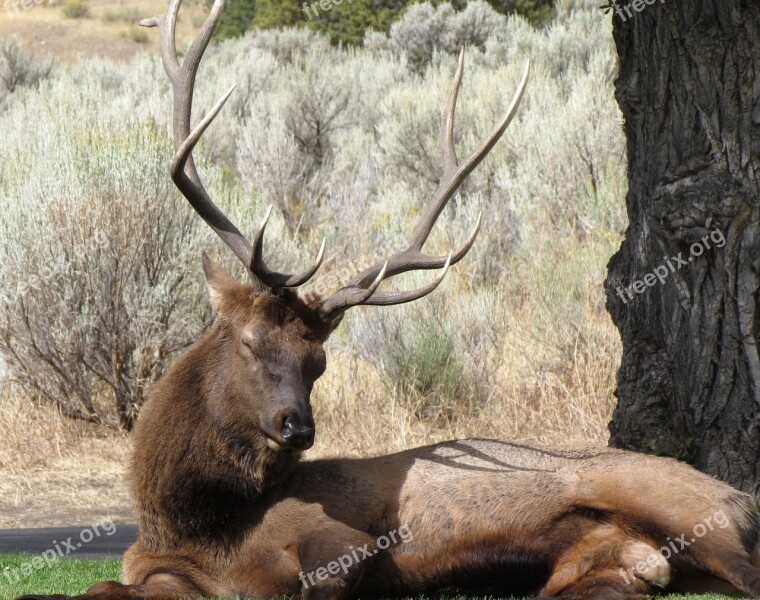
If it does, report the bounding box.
[237,105,311,236]
[394,322,464,413]
[234,43,355,236]
[304,0,408,46]
[0,52,297,431]
[346,288,509,420]
[252,0,303,29]
[128,26,149,44]
[242,27,330,63]
[254,0,553,46]
[0,37,54,96]
[366,1,509,73]
[279,46,353,169]
[0,109,233,430]
[62,0,89,18]
[482,0,553,24]
[349,299,465,416]
[0,1,624,436]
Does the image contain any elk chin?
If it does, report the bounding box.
[263,435,310,455]
[265,437,283,451]
[212,421,300,492]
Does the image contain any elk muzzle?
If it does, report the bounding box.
[263,405,315,452]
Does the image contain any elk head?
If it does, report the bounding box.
[140,0,528,455]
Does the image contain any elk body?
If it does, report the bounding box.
[17,1,760,599]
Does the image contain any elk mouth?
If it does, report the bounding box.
[265,436,284,451]
[263,433,314,454]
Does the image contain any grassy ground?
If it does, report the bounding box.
[0,555,741,600]
[0,0,205,64]
[0,399,132,528]
[0,555,121,599]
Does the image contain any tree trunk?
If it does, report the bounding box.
[605,0,760,495]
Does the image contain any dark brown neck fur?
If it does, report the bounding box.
[129,320,301,551]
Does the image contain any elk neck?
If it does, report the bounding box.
[130,318,301,549]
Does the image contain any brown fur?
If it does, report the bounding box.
[17,265,760,600]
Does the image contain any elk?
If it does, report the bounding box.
[17,1,760,599]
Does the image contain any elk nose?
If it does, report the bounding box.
[281,412,315,450]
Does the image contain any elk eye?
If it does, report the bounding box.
[268,371,282,384]
[241,334,259,357]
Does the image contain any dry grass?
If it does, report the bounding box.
[311,241,620,459]
[0,392,132,528]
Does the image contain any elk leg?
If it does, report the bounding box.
[652,503,760,596]
[297,527,376,600]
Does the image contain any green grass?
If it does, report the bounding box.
[0,555,741,600]
[0,555,121,600]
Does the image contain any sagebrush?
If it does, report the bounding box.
[0,0,626,440]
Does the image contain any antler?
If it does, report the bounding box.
[317,52,530,318]
[140,0,323,294]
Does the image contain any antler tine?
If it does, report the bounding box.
[251,206,326,290]
[139,0,179,80]
[142,0,324,294]
[318,262,389,315]
[318,54,529,318]
[360,254,452,307]
[440,49,464,178]
[409,54,530,254]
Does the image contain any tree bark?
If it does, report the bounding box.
[605,0,760,495]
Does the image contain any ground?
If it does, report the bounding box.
[0,399,132,528]
[0,0,204,64]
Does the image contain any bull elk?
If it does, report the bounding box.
[17,0,760,599]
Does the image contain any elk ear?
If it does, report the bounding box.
[201,252,238,311]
